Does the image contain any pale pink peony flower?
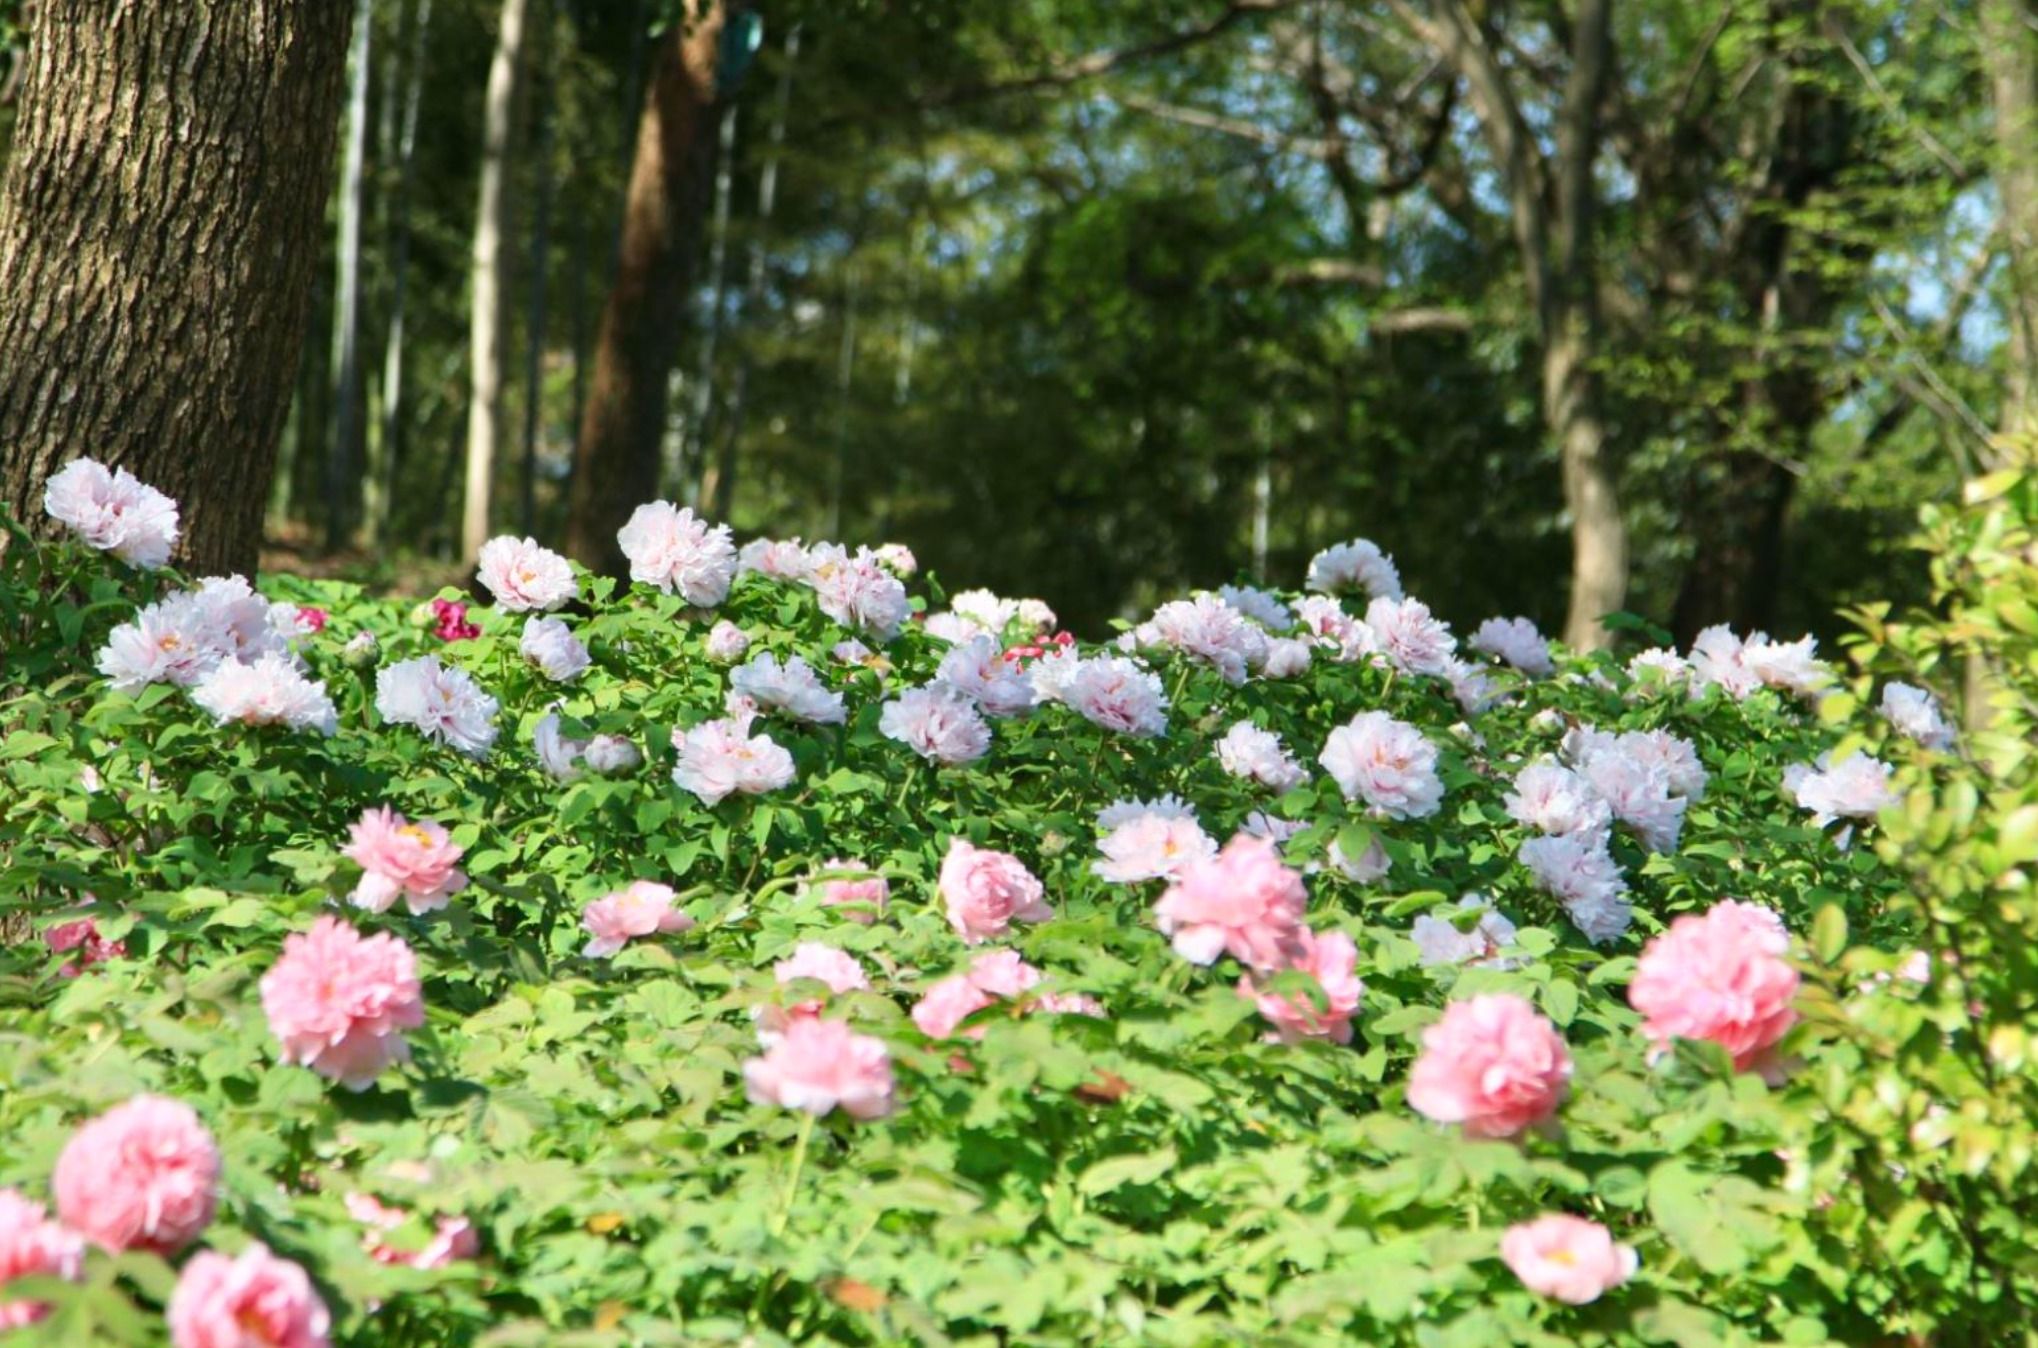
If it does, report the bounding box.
[879,685,992,764]
[375,655,500,758]
[1689,624,1761,698]
[519,616,590,682]
[1443,658,1504,715]
[1238,929,1363,1044]
[1505,760,1612,840]
[1096,794,1198,830]
[1292,595,1368,659]
[1519,833,1632,944]
[584,734,641,776]
[1216,721,1308,793]
[44,457,180,568]
[705,620,751,663]
[1094,809,1218,883]
[260,917,425,1091]
[1406,993,1571,1138]
[533,710,585,781]
[1326,833,1392,883]
[1320,711,1444,819]
[1153,835,1308,972]
[1881,682,1955,750]
[738,536,812,581]
[670,714,796,805]
[911,972,997,1040]
[1741,632,1830,698]
[1061,656,1169,737]
[1363,596,1458,676]
[874,542,918,576]
[53,1095,219,1253]
[1143,594,1267,685]
[923,611,990,645]
[936,635,1037,718]
[1217,584,1294,631]
[805,544,911,640]
[1410,895,1519,969]
[731,652,846,725]
[1500,1215,1637,1304]
[617,501,739,604]
[476,535,577,611]
[808,859,888,923]
[940,839,1052,943]
[948,589,1022,634]
[1626,647,1691,688]
[0,1189,84,1328]
[1305,539,1402,599]
[342,1192,479,1269]
[1577,748,1687,854]
[1259,636,1314,678]
[167,1243,330,1348]
[192,654,338,735]
[1629,900,1797,1071]
[342,806,468,915]
[742,1016,895,1120]
[1025,643,1084,702]
[97,597,223,690]
[1470,616,1553,677]
[1786,751,1897,828]
[1606,728,1709,800]
[774,942,870,995]
[581,880,696,957]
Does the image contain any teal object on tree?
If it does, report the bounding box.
[718,10,762,92]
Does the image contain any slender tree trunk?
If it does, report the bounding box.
[326,0,375,553]
[462,0,533,563]
[1545,329,1626,646]
[564,1,727,572]
[0,0,354,574]
[1984,0,2038,454]
[522,3,556,537]
[682,104,738,499]
[369,0,434,550]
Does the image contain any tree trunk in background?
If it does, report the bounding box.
[369,0,435,550]
[565,2,727,574]
[326,0,375,552]
[1984,0,2038,454]
[0,0,354,574]
[522,2,556,538]
[462,0,532,564]
[1545,328,1625,647]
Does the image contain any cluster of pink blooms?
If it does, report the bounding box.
[520,615,591,682]
[730,651,847,725]
[1626,624,1832,701]
[1628,900,1798,1072]
[1305,538,1403,599]
[1319,710,1444,819]
[879,684,992,764]
[1500,1214,1637,1303]
[375,655,500,757]
[1407,994,1572,1138]
[260,917,425,1090]
[581,880,697,957]
[935,635,1038,717]
[803,543,911,641]
[1092,796,1218,883]
[911,949,1104,1039]
[428,596,481,641]
[44,457,180,568]
[670,710,795,805]
[98,575,319,703]
[1215,721,1308,793]
[617,501,739,605]
[475,534,578,611]
[940,839,1053,943]
[343,806,468,915]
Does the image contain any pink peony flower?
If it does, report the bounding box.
[191,654,339,735]
[1217,583,1293,630]
[0,1189,85,1328]
[1142,594,1267,685]
[1881,682,1955,750]
[1505,760,1611,840]
[43,457,180,568]
[738,536,813,581]
[940,839,1052,943]
[1305,539,1401,599]
[1577,747,1687,854]
[874,542,918,576]
[1259,636,1314,678]
[1786,751,1898,829]
[293,606,329,634]
[879,685,992,765]
[1238,929,1363,1044]
[911,972,997,1040]
[429,597,480,642]
[342,806,468,915]
[1152,835,1308,972]
[1319,710,1444,819]
[742,1016,896,1119]
[1628,900,1797,1071]
[1689,624,1760,698]
[1410,895,1518,969]
[375,655,499,758]
[476,535,577,611]
[1060,656,1169,737]
[1741,631,1830,698]
[1363,596,1457,677]
[1406,994,1571,1138]
[260,917,425,1091]
[808,859,889,923]
[805,544,911,640]
[53,1095,219,1253]
[343,1192,479,1269]
[618,501,739,604]
[1519,833,1632,944]
[1500,1214,1638,1304]
[731,652,846,725]
[705,620,751,663]
[519,615,590,682]
[936,635,1037,718]
[1215,720,1308,793]
[1470,615,1553,677]
[168,1243,330,1348]
[774,942,870,995]
[581,880,696,958]
[1094,807,1217,883]
[670,714,797,805]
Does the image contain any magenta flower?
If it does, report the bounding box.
[430,597,480,642]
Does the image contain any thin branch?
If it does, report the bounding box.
[1825,19,1972,182]
[1111,91,1339,158]
[1870,292,1996,446]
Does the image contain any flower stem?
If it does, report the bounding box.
[771,1112,816,1238]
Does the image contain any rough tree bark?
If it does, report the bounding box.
[326,0,375,552]
[0,1,355,575]
[564,1,726,575]
[1983,0,2038,453]
[462,0,533,564]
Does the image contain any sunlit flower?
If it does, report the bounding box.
[582,880,696,958]
[1061,656,1168,737]
[732,651,847,725]
[671,715,796,805]
[476,535,577,611]
[168,1243,330,1348]
[879,685,991,764]
[940,839,1052,943]
[742,1017,895,1120]
[1320,711,1443,819]
[1238,929,1363,1044]
[44,457,180,568]
[342,806,467,916]
[1500,1215,1636,1304]
[618,501,738,604]
[54,1095,218,1252]
[1153,835,1307,972]
[261,917,424,1091]
[191,653,338,735]
[1305,539,1401,599]
[375,655,500,758]
[520,616,591,682]
[1407,993,1570,1138]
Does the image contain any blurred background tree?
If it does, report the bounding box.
[0,0,2023,644]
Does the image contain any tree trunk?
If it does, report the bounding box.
[564,1,727,574]
[0,0,354,575]
[522,2,555,537]
[462,0,533,564]
[1546,328,1627,648]
[326,0,375,552]
[1984,0,2038,453]
[368,0,435,551]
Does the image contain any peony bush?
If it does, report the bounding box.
[0,458,2030,1344]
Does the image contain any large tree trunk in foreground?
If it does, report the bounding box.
[0,0,354,575]
[564,1,726,575]
[461,0,533,564]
